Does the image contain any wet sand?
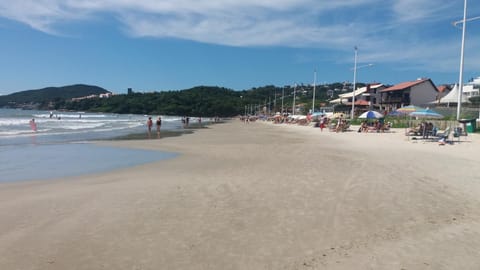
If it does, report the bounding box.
[1,120,480,269]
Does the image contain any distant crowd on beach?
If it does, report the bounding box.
[240,113,393,134]
[146,116,222,138]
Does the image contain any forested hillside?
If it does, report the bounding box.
[1,83,349,117]
[0,84,110,108]
[64,86,247,116]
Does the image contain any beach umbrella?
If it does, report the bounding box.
[409,109,444,119]
[330,112,345,119]
[389,105,423,118]
[311,112,325,117]
[388,110,406,117]
[395,105,423,114]
[358,110,384,119]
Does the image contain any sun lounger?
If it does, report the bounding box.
[453,127,467,142]
[435,126,450,140]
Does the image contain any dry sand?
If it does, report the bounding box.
[1,120,480,270]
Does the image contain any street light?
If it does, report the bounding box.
[351,46,358,119]
[456,0,468,121]
[312,69,317,114]
[453,0,480,120]
[292,83,297,115]
[350,47,374,119]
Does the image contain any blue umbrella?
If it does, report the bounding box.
[388,110,405,117]
[409,109,443,119]
[358,110,384,119]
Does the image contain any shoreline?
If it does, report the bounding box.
[0,122,221,184]
[107,121,216,141]
[1,119,480,269]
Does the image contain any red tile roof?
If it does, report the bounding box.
[380,79,433,92]
[437,85,449,93]
[346,100,370,106]
[354,99,370,106]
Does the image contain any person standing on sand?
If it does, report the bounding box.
[156,116,162,138]
[147,117,153,138]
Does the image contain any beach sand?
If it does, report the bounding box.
[1,120,480,269]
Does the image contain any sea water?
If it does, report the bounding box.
[0,143,177,182]
[0,108,187,145]
[0,108,196,182]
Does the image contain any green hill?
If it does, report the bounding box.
[0,84,110,109]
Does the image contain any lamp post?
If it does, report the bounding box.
[452,0,480,120]
[456,0,468,120]
[274,88,277,113]
[350,54,373,119]
[292,83,297,115]
[281,86,285,114]
[351,46,358,120]
[312,69,317,114]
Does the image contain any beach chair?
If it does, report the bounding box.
[453,127,467,142]
[406,126,421,136]
[435,126,450,141]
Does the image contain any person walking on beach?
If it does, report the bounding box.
[319,115,325,132]
[147,117,153,138]
[156,116,162,138]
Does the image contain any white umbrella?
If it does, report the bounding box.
[358,110,384,119]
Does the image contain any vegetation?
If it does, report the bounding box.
[0,83,357,117]
[0,84,109,109]
[64,86,245,116]
[470,96,480,106]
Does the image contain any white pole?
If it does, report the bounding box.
[351,46,358,120]
[293,83,297,115]
[268,96,271,115]
[274,88,277,113]
[281,87,285,113]
[312,70,317,114]
[457,0,468,121]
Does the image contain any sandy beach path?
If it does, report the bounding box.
[1,120,480,270]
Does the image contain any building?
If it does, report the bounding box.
[330,83,385,109]
[380,78,438,111]
[463,76,480,99]
[435,84,470,106]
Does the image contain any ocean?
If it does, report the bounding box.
[0,108,201,183]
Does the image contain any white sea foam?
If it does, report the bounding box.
[0,109,186,145]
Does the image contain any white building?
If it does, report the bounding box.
[329,83,385,108]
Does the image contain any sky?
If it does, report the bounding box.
[0,0,479,95]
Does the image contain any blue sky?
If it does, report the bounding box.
[0,0,479,95]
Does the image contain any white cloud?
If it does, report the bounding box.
[0,0,378,43]
[391,0,457,23]
[0,0,477,73]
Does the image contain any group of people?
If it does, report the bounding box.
[181,116,190,127]
[146,116,162,138]
[359,120,391,133]
[147,116,211,138]
[409,122,436,138]
[334,117,349,133]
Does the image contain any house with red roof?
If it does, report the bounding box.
[379,78,439,110]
